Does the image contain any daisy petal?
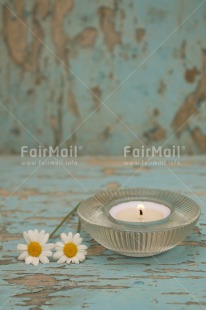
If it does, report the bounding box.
[72,257,79,264]
[18,251,28,260]
[67,232,73,242]
[28,230,35,242]
[55,247,64,252]
[17,244,27,251]
[32,257,39,266]
[80,250,87,256]
[23,231,30,244]
[66,258,72,264]
[77,252,86,261]
[57,255,67,264]
[39,255,49,264]
[60,233,69,244]
[53,251,64,259]
[42,250,53,257]
[75,238,83,246]
[38,230,46,243]
[25,256,33,265]
[34,229,39,239]
[41,233,49,245]
[56,242,64,248]
[42,243,54,250]
[78,244,88,250]
[73,233,81,244]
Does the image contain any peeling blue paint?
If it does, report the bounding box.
[0,0,206,155]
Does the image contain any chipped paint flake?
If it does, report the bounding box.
[99,6,121,52]
[172,50,206,140]
[74,27,98,48]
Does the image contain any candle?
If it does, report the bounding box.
[109,201,171,224]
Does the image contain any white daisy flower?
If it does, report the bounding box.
[53,232,87,264]
[17,229,54,266]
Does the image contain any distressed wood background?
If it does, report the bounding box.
[0,0,206,154]
[1,156,206,309]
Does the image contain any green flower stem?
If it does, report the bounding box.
[76,217,81,233]
[49,202,81,238]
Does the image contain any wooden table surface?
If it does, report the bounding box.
[1,156,206,310]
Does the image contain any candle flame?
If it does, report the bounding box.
[137,203,145,211]
[137,203,144,216]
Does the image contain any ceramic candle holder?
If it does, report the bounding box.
[77,188,201,257]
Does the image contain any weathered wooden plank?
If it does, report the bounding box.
[0,156,206,309]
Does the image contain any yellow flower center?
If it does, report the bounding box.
[63,242,78,258]
[27,242,42,257]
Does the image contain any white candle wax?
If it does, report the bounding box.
[109,201,171,223]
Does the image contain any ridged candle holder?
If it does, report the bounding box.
[78,188,200,257]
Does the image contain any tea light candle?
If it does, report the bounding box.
[109,201,171,224]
